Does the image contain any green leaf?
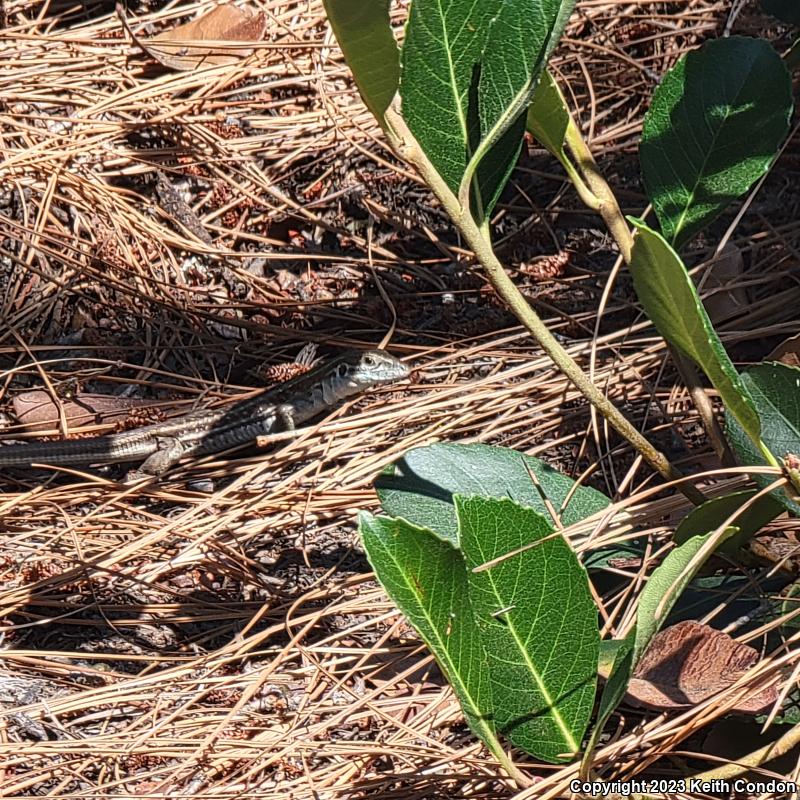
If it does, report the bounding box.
[400,0,500,197]
[634,530,737,664]
[375,443,610,546]
[582,631,634,771]
[323,0,399,123]
[400,0,575,221]
[762,0,800,24]
[359,513,501,753]
[628,219,761,445]
[469,0,576,217]
[674,490,783,548]
[595,633,634,710]
[477,1,574,141]
[526,69,571,162]
[640,36,792,248]
[726,362,800,515]
[597,639,624,679]
[457,495,598,762]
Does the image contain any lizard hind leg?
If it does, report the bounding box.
[124,437,187,483]
[276,404,297,431]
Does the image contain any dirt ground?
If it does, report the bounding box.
[0,0,798,797]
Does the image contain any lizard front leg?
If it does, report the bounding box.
[125,437,186,482]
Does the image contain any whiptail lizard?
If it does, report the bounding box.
[0,349,409,477]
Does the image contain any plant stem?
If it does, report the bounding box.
[786,37,800,72]
[691,721,800,782]
[460,217,699,500]
[384,104,705,505]
[489,745,532,788]
[563,118,733,467]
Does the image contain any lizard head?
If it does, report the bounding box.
[340,349,410,389]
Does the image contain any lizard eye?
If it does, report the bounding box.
[363,354,376,367]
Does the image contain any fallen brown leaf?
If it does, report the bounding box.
[701,243,748,325]
[748,534,800,575]
[626,620,777,715]
[12,390,161,432]
[120,3,267,72]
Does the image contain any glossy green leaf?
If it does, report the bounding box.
[726,362,800,515]
[457,495,598,762]
[640,36,792,248]
[674,490,784,551]
[359,513,502,753]
[375,442,610,547]
[762,0,800,24]
[628,219,761,445]
[323,0,399,123]
[400,0,574,221]
[634,530,737,664]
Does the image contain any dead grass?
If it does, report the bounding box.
[0,0,798,797]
